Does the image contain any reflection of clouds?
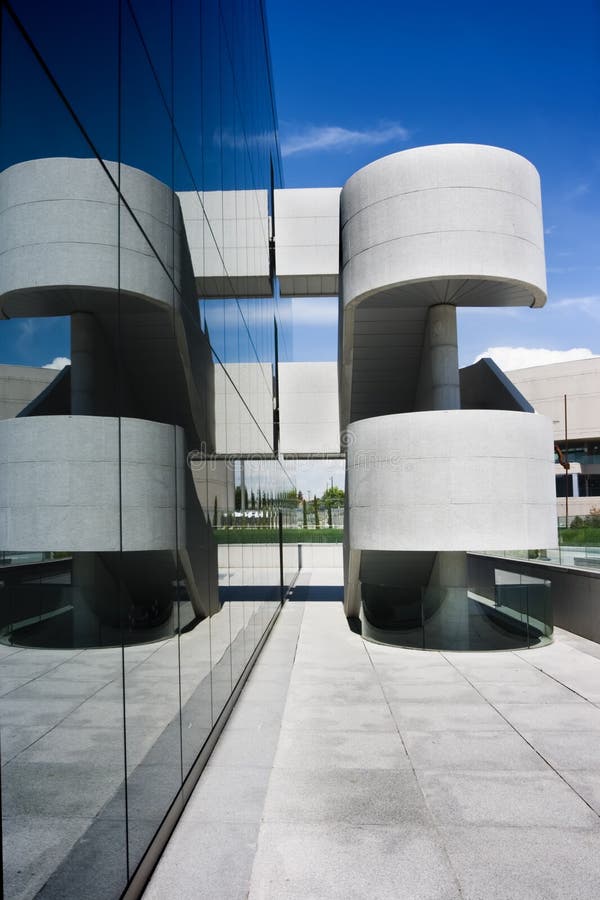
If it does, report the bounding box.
[474,345,598,371]
[553,296,600,321]
[281,122,409,157]
[43,356,71,369]
[565,182,590,201]
[218,128,274,151]
[16,318,37,351]
[291,297,338,326]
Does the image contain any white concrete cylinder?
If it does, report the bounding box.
[0,415,185,552]
[341,144,547,310]
[346,409,558,552]
[0,158,180,317]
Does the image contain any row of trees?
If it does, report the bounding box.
[220,484,345,529]
[568,507,600,529]
[300,486,344,529]
[232,484,344,513]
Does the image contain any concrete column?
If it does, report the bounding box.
[423,306,467,603]
[416,304,461,411]
[71,312,96,415]
[429,303,460,410]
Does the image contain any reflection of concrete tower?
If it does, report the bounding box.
[340,145,557,648]
[0,158,218,646]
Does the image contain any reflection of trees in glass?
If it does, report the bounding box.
[302,498,308,529]
[213,495,218,527]
[313,496,320,529]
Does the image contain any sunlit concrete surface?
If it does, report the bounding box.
[145,571,600,900]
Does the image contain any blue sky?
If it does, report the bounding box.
[2,0,597,379]
[268,0,600,369]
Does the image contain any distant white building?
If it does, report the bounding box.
[508,356,600,521]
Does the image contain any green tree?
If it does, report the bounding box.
[321,485,344,507]
[302,498,308,529]
[313,495,320,529]
[234,485,249,512]
[587,506,600,527]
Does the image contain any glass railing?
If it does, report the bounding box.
[493,544,600,573]
[360,570,552,651]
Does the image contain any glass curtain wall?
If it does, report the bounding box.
[0,1,294,897]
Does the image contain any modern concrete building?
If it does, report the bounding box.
[0,0,570,898]
[508,356,600,521]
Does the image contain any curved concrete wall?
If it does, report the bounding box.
[347,410,557,552]
[0,158,184,316]
[0,416,184,552]
[341,144,546,310]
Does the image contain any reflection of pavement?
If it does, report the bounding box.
[0,583,280,900]
[147,594,600,900]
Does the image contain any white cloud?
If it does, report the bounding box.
[552,295,600,320]
[566,182,590,200]
[281,123,409,157]
[474,346,598,372]
[43,356,71,369]
[291,298,338,326]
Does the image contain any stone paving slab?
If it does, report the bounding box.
[248,822,462,900]
[144,588,600,900]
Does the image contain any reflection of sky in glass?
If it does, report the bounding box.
[2,0,282,193]
[201,295,292,365]
[0,318,70,367]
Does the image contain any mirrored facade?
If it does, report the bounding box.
[0,1,295,897]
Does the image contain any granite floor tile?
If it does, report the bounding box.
[560,770,600,815]
[248,822,461,900]
[418,770,598,827]
[389,701,511,732]
[273,728,410,770]
[523,730,600,770]
[403,730,548,772]
[281,700,397,733]
[262,767,431,826]
[440,825,600,900]
[495,701,600,732]
[144,822,260,900]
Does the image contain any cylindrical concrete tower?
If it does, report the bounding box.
[340,144,557,650]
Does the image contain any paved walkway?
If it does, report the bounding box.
[145,571,600,900]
